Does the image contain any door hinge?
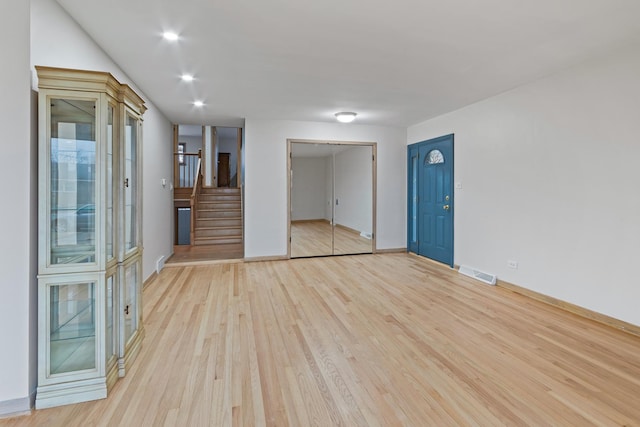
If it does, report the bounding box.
[372,154,375,161]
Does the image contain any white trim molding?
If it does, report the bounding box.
[0,395,32,419]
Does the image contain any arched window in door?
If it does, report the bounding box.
[425,149,444,165]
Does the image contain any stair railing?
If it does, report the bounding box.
[190,150,202,245]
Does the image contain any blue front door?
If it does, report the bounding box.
[407,135,454,266]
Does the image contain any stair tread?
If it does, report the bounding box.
[193,237,242,245]
[194,187,242,247]
[195,226,242,230]
[195,234,242,240]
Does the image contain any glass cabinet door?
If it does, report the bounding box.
[49,98,97,265]
[49,281,96,375]
[106,104,115,262]
[124,113,138,253]
[105,273,117,372]
[123,261,139,344]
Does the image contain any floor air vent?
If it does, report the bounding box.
[458,265,497,285]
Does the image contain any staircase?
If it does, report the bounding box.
[194,187,243,247]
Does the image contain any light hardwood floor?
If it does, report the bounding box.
[4,254,640,426]
[167,243,244,264]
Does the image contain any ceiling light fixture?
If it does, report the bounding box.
[162,31,179,41]
[193,100,204,107]
[181,74,194,82]
[335,112,357,123]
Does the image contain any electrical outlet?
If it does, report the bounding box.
[507,260,518,269]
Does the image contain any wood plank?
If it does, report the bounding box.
[4,253,640,426]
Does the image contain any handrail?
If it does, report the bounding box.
[189,151,202,245]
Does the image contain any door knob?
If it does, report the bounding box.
[443,204,450,210]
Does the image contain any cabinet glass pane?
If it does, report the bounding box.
[49,98,96,265]
[50,282,96,375]
[106,275,116,366]
[106,105,114,260]
[124,114,137,251]
[124,263,138,342]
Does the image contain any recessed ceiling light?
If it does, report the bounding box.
[163,31,179,41]
[181,74,194,82]
[335,112,357,123]
[193,100,204,107]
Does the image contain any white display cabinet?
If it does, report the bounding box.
[36,66,146,408]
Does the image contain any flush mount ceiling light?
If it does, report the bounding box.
[193,100,204,107]
[181,74,194,82]
[162,31,179,41]
[335,112,357,123]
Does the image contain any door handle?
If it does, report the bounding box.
[443,204,450,210]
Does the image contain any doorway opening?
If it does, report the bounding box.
[170,124,244,263]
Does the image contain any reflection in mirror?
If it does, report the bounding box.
[333,145,373,255]
[290,150,333,257]
[290,142,373,258]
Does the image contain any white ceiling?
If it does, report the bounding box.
[57,0,640,128]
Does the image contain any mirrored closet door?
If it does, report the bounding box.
[289,140,376,258]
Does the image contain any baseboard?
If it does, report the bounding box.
[36,378,106,409]
[497,279,640,339]
[375,248,407,254]
[163,258,244,267]
[291,219,329,224]
[244,255,289,263]
[0,396,32,419]
[407,251,455,268]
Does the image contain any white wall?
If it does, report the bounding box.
[245,120,406,257]
[0,0,33,415]
[334,146,373,235]
[408,44,640,327]
[31,0,174,282]
[178,135,202,154]
[291,157,328,220]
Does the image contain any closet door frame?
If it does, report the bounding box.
[287,139,377,259]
